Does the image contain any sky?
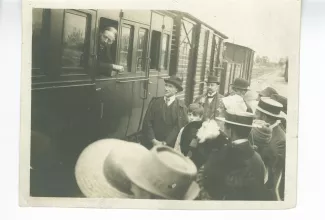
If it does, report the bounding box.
[182,0,301,62]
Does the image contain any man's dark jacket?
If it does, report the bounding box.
[141,97,188,149]
[97,43,115,76]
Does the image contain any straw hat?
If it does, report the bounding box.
[124,146,200,200]
[256,97,285,118]
[75,139,149,198]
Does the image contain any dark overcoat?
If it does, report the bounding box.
[200,139,272,200]
[264,124,286,200]
[97,43,115,76]
[141,97,188,149]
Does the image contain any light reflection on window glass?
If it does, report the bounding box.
[160,33,169,70]
[119,25,134,72]
[136,28,148,72]
[62,12,87,68]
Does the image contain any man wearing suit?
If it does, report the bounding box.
[97,26,124,76]
[141,76,188,149]
[194,75,224,120]
[255,97,286,201]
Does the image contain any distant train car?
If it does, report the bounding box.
[219,42,255,95]
[30,9,228,197]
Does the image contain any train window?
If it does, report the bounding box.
[32,9,47,75]
[61,11,88,69]
[159,33,170,70]
[150,30,161,70]
[136,28,149,73]
[120,24,134,72]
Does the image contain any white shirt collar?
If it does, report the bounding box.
[164,95,176,106]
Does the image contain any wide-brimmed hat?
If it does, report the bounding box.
[124,146,200,200]
[75,139,149,198]
[230,78,250,90]
[205,75,220,85]
[164,76,183,92]
[216,110,255,127]
[255,97,285,118]
[258,87,278,97]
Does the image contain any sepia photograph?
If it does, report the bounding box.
[19,0,301,209]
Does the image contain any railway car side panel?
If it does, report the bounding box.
[31,9,99,197]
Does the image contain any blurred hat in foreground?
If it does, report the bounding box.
[75,139,149,198]
[124,145,200,200]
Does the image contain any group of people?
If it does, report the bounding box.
[75,74,287,201]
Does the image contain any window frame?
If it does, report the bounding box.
[148,29,172,75]
[159,32,171,72]
[118,23,135,74]
[32,8,50,77]
[31,9,98,86]
[116,19,151,78]
[135,27,149,74]
[60,9,92,76]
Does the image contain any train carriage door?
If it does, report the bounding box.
[121,11,152,138]
[31,9,99,197]
[93,11,126,139]
[175,18,196,104]
[136,11,174,135]
[148,12,165,97]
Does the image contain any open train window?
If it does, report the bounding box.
[159,33,170,70]
[136,28,149,73]
[61,10,90,71]
[98,18,119,65]
[150,30,161,70]
[32,8,49,75]
[119,24,134,73]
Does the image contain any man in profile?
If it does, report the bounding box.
[97,26,124,76]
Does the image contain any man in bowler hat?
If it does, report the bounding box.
[194,75,225,121]
[223,77,253,113]
[141,76,188,149]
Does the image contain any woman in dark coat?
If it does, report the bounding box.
[197,110,271,201]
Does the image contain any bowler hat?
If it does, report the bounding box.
[256,97,285,118]
[164,76,183,92]
[231,78,250,90]
[216,110,255,127]
[205,75,220,85]
[124,146,200,200]
[75,139,149,198]
[258,87,278,97]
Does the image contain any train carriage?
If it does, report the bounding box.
[219,42,255,95]
[30,9,234,197]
